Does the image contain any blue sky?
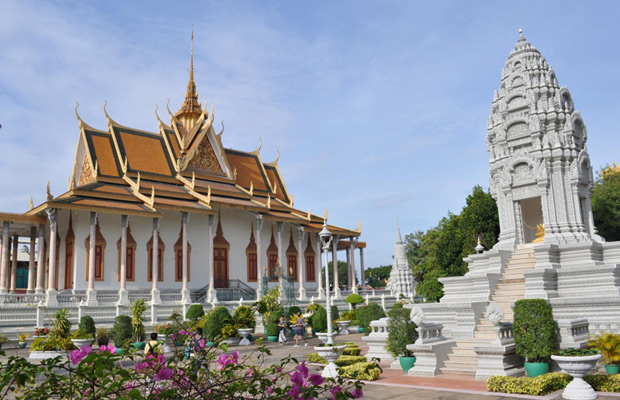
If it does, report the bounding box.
[1,1,619,270]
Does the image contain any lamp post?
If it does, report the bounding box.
[319,220,334,345]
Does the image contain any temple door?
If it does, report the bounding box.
[214,247,229,288]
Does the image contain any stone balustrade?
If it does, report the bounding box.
[494,322,514,346]
[0,293,45,306]
[556,318,589,349]
[362,317,394,363]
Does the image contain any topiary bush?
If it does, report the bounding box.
[330,305,340,321]
[487,373,572,395]
[513,299,557,362]
[389,302,404,315]
[307,352,328,364]
[205,307,232,341]
[186,304,205,321]
[335,355,367,367]
[233,305,255,329]
[387,312,418,357]
[356,303,386,333]
[345,294,364,310]
[78,315,96,337]
[339,362,382,381]
[312,306,327,333]
[265,323,280,337]
[51,308,72,339]
[111,315,132,347]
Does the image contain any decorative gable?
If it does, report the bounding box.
[187,134,224,174]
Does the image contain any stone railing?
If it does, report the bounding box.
[0,293,45,306]
[57,291,85,305]
[161,292,182,305]
[362,317,394,363]
[556,318,589,349]
[96,291,119,304]
[494,322,514,345]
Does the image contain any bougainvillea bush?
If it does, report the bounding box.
[0,324,363,400]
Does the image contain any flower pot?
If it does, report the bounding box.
[399,356,416,372]
[606,364,619,375]
[358,327,364,333]
[18,341,26,349]
[316,332,329,344]
[337,320,351,335]
[226,337,240,346]
[551,354,602,400]
[238,328,253,346]
[267,336,278,343]
[157,334,166,342]
[132,342,145,350]
[115,348,123,355]
[524,361,549,377]
[29,351,63,360]
[315,345,346,378]
[71,338,94,348]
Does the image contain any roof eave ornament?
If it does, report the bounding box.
[29,197,34,210]
[289,193,294,208]
[46,181,53,202]
[249,181,253,197]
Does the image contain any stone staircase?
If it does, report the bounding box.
[438,244,536,376]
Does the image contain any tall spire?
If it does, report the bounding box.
[176,27,203,130]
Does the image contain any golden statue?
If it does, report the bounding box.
[532,223,545,243]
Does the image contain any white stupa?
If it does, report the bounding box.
[387,220,416,297]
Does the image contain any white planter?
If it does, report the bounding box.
[71,338,93,348]
[238,328,253,346]
[29,351,64,360]
[157,334,166,342]
[226,337,240,346]
[551,354,602,400]
[337,320,351,335]
[316,332,329,344]
[315,345,346,378]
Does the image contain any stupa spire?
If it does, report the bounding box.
[176,28,203,131]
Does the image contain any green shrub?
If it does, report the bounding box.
[234,305,255,329]
[390,302,404,314]
[388,307,410,320]
[96,327,109,346]
[205,307,232,340]
[335,355,367,367]
[356,303,386,333]
[30,337,77,352]
[112,315,132,347]
[556,348,600,356]
[588,332,620,364]
[286,306,302,321]
[0,334,7,345]
[487,373,572,395]
[307,352,328,364]
[265,323,280,337]
[513,299,557,362]
[339,362,382,381]
[585,374,620,392]
[341,310,356,322]
[387,312,418,357]
[345,294,364,310]
[330,305,340,321]
[129,299,146,342]
[186,304,205,321]
[78,315,96,337]
[312,306,327,333]
[342,345,361,356]
[51,309,72,339]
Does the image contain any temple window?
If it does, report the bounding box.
[147,234,164,282]
[246,226,257,282]
[174,227,191,282]
[304,236,316,282]
[85,221,106,281]
[117,225,137,282]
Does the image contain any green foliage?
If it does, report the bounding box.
[364,265,391,288]
[306,303,321,314]
[584,374,620,392]
[387,313,418,357]
[339,362,382,381]
[129,298,146,342]
[356,303,386,333]
[233,305,255,329]
[306,352,328,364]
[312,306,327,333]
[286,306,302,323]
[592,167,620,241]
[323,261,352,288]
[96,327,109,346]
[0,334,7,344]
[588,332,620,364]
[342,345,361,356]
[51,308,72,339]
[205,307,232,340]
[71,329,94,340]
[335,355,367,367]
[513,299,557,362]
[556,347,600,356]
[186,304,205,321]
[265,323,280,336]
[345,294,364,310]
[330,305,340,321]
[111,315,132,347]
[487,373,572,395]
[341,310,356,322]
[78,315,96,337]
[30,337,76,352]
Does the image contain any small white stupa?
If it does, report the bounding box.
[387,219,416,298]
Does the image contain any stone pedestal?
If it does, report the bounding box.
[45,289,58,308]
[407,339,455,376]
[151,288,162,305]
[117,288,129,307]
[474,343,524,379]
[361,317,393,363]
[85,289,98,307]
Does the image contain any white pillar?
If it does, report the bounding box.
[86,212,98,306]
[0,222,9,294]
[151,218,162,305]
[297,226,306,300]
[10,235,18,293]
[35,224,45,295]
[207,215,217,303]
[315,234,323,299]
[118,215,129,306]
[27,226,36,293]
[332,235,341,299]
[360,247,365,293]
[345,245,351,290]
[46,209,59,306]
[350,237,358,294]
[181,212,190,303]
[255,215,264,299]
[276,222,284,292]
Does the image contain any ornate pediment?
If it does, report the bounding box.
[186,134,223,173]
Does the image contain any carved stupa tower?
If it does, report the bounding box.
[175,29,203,133]
[487,30,599,248]
[387,220,416,297]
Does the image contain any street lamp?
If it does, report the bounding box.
[319,220,334,345]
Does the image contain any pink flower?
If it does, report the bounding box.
[232,351,240,363]
[217,352,240,370]
[154,368,173,381]
[197,338,206,349]
[351,388,363,399]
[170,333,177,342]
[84,387,92,396]
[289,371,304,386]
[134,361,150,373]
[246,368,253,377]
[308,374,325,386]
[98,343,117,354]
[330,385,342,398]
[296,362,309,378]
[70,345,92,365]
[288,384,300,398]
[125,381,135,391]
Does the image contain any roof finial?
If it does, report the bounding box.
[190,26,194,83]
[518,28,525,41]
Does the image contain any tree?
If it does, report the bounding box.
[365,265,391,288]
[322,261,356,288]
[592,166,620,241]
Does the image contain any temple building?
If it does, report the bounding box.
[0,36,366,310]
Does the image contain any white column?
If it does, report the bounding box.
[360,247,365,293]
[86,212,98,306]
[0,222,9,294]
[10,235,18,293]
[27,226,36,293]
[46,209,59,306]
[255,215,264,299]
[345,245,351,290]
[315,234,323,299]
[332,235,341,299]
[151,218,162,305]
[117,215,129,306]
[35,224,45,295]
[181,212,190,303]
[350,237,358,294]
[297,226,306,300]
[207,215,217,303]
[276,222,284,292]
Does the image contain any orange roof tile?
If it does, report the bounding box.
[264,165,288,203]
[117,129,173,176]
[225,150,270,192]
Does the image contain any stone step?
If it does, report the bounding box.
[439,365,477,376]
[444,354,478,364]
[451,346,478,355]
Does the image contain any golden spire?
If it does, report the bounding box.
[175,27,202,129]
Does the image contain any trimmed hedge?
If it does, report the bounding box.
[342,345,361,356]
[312,306,327,332]
[307,352,328,364]
[356,303,386,333]
[335,355,367,367]
[112,315,132,347]
[513,299,557,362]
[186,304,205,321]
[585,374,620,392]
[78,315,96,336]
[339,362,382,381]
[205,307,232,340]
[487,373,572,395]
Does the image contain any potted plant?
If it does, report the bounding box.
[78,315,96,338]
[34,327,50,338]
[186,304,205,321]
[51,308,72,339]
[387,308,418,371]
[129,299,146,349]
[345,293,365,311]
[29,336,76,360]
[265,323,280,342]
[111,315,132,348]
[0,334,8,349]
[314,343,347,378]
[551,348,602,399]
[588,332,620,374]
[71,329,94,347]
[312,306,328,342]
[96,327,109,347]
[205,306,233,344]
[356,303,386,334]
[513,299,557,377]
[18,332,30,349]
